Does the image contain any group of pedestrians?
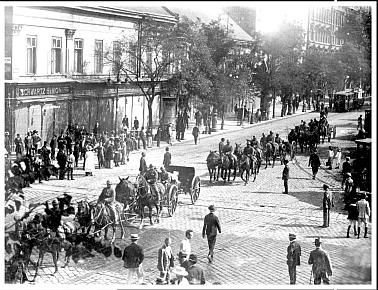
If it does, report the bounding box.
[287,234,332,285]
[120,204,221,285]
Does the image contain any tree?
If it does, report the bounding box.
[336,7,371,93]
[104,17,183,128]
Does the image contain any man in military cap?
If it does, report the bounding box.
[202,205,221,263]
[218,138,225,155]
[260,133,267,149]
[243,141,254,164]
[145,164,161,203]
[44,199,62,234]
[139,152,147,175]
[250,136,259,147]
[222,140,237,167]
[97,180,115,206]
[322,184,334,228]
[287,233,301,284]
[266,131,274,144]
[308,237,333,284]
[274,133,282,144]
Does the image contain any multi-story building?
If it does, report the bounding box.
[4,6,177,145]
[306,6,346,51]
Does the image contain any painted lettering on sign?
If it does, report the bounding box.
[17,86,71,97]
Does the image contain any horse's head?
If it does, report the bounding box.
[77,200,91,216]
[116,176,136,205]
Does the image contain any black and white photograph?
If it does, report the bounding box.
[2,1,376,288]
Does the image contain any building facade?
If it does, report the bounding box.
[306,6,346,51]
[4,6,178,146]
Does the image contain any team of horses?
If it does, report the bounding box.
[6,174,165,282]
[206,117,330,185]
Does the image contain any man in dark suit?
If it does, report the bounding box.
[122,233,145,284]
[139,152,147,175]
[282,159,290,194]
[202,205,221,263]
[287,233,301,284]
[308,237,333,284]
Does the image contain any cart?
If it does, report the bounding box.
[166,165,201,205]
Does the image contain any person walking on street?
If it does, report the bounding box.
[133,117,139,131]
[50,134,57,160]
[308,237,333,285]
[357,115,363,131]
[282,159,289,194]
[57,146,67,180]
[287,233,301,285]
[327,146,334,169]
[73,142,80,167]
[341,157,352,189]
[356,192,370,238]
[84,146,95,176]
[66,151,75,180]
[122,233,145,284]
[334,148,342,169]
[308,149,321,179]
[139,152,147,175]
[186,254,205,285]
[14,133,23,156]
[322,184,334,227]
[157,237,174,284]
[140,127,147,150]
[178,229,193,268]
[156,126,162,147]
[202,205,221,263]
[163,147,171,169]
[346,199,359,238]
[192,125,199,145]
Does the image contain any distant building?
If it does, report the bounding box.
[223,6,256,37]
[306,6,346,51]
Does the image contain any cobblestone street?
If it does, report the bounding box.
[6,108,374,286]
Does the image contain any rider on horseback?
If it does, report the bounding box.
[222,140,237,167]
[243,141,254,165]
[250,136,259,148]
[274,134,282,144]
[96,180,121,219]
[266,131,274,144]
[145,164,161,203]
[260,133,267,149]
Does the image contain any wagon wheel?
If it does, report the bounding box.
[190,176,201,204]
[167,185,178,217]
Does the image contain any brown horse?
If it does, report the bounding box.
[220,154,237,182]
[136,175,163,229]
[206,151,221,183]
[264,142,280,168]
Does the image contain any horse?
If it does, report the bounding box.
[206,151,221,183]
[115,176,138,212]
[238,154,251,185]
[252,146,262,175]
[76,200,94,235]
[318,122,329,144]
[264,142,279,168]
[90,200,126,243]
[220,154,237,182]
[135,174,163,229]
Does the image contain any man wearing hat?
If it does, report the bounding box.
[287,233,301,284]
[202,205,221,263]
[145,164,161,203]
[308,149,321,179]
[44,199,62,234]
[322,184,334,228]
[122,233,144,284]
[163,147,171,169]
[218,138,225,155]
[14,133,23,156]
[56,145,67,180]
[282,159,290,194]
[186,254,205,285]
[266,131,274,144]
[344,173,354,204]
[260,133,267,149]
[97,180,115,206]
[308,237,333,284]
[356,192,370,238]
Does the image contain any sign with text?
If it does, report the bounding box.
[17,86,71,97]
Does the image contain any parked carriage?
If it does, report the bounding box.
[166,165,201,205]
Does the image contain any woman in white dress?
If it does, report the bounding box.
[84,146,95,176]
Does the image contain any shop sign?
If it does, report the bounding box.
[17,86,71,97]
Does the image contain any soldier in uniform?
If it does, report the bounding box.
[222,140,237,167]
[145,164,161,203]
[218,138,225,155]
[243,141,254,164]
[44,199,62,235]
[274,133,282,144]
[260,133,267,149]
[250,136,259,147]
[266,131,274,143]
[97,180,115,205]
[308,237,333,285]
[282,159,289,194]
[287,233,301,284]
[308,149,321,179]
[14,133,23,156]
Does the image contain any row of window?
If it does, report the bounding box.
[310,29,343,45]
[312,8,344,27]
[26,36,103,75]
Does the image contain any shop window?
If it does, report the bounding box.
[51,37,62,74]
[26,36,37,74]
[74,39,83,73]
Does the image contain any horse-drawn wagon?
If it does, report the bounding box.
[166,165,201,205]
